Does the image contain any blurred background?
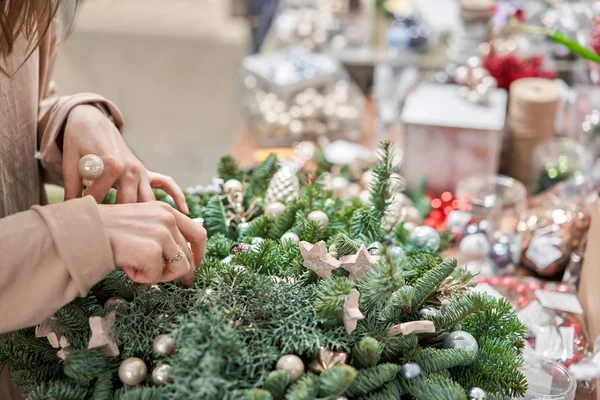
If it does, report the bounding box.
[54,0,249,187]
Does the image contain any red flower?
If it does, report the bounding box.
[483,50,556,90]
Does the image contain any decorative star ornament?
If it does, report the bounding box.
[386,320,436,338]
[309,347,348,373]
[35,316,64,349]
[299,241,341,278]
[88,312,120,357]
[343,289,364,334]
[339,245,377,281]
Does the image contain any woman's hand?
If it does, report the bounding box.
[63,105,189,213]
[99,201,206,286]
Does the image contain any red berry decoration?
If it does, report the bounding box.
[590,16,600,55]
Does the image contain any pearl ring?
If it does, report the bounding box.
[78,154,104,186]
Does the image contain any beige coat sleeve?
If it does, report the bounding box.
[0,196,115,334]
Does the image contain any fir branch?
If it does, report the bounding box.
[415,348,476,373]
[24,381,91,400]
[369,141,401,222]
[402,372,467,400]
[64,349,114,383]
[345,363,400,397]
[381,334,420,362]
[202,195,232,238]
[421,293,487,330]
[331,234,361,258]
[218,155,245,182]
[246,154,279,200]
[243,215,274,239]
[206,234,237,259]
[285,372,320,400]
[114,386,165,400]
[300,220,328,244]
[267,203,300,240]
[393,223,411,245]
[263,370,289,400]
[244,389,274,400]
[378,286,415,323]
[317,365,357,398]
[358,260,405,313]
[92,371,114,400]
[314,277,355,322]
[350,209,383,244]
[351,337,383,369]
[411,258,457,308]
[356,380,404,400]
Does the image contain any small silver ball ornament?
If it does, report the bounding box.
[153,334,176,356]
[223,179,243,194]
[281,232,300,246]
[276,354,305,383]
[265,202,286,218]
[387,245,406,261]
[367,242,382,255]
[152,363,174,386]
[118,357,147,386]
[252,237,264,246]
[237,222,250,235]
[419,306,439,317]
[400,362,421,380]
[104,296,130,311]
[409,226,441,251]
[468,387,486,400]
[307,210,329,228]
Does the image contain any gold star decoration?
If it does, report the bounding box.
[343,289,364,334]
[386,320,436,338]
[339,245,377,281]
[299,241,341,278]
[309,347,347,373]
[88,312,120,357]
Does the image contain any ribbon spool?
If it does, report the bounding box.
[504,78,560,191]
[79,154,104,187]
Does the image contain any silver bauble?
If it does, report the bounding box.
[409,226,441,251]
[442,331,478,365]
[468,387,486,400]
[440,299,451,308]
[118,357,147,386]
[237,222,250,235]
[252,237,264,246]
[387,246,406,261]
[445,210,471,236]
[400,362,421,380]
[265,202,286,218]
[281,232,300,246]
[367,242,382,255]
[104,297,130,310]
[153,334,176,356]
[223,179,243,194]
[276,354,305,383]
[307,210,329,228]
[152,363,174,386]
[459,233,490,259]
[419,306,439,317]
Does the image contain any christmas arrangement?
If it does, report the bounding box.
[0,142,528,400]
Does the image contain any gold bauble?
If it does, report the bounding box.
[152,334,176,356]
[276,354,305,383]
[151,363,174,386]
[118,357,147,386]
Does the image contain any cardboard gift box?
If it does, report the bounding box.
[400,83,507,193]
[578,200,600,400]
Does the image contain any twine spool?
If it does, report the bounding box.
[505,78,561,190]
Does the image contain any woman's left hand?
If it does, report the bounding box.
[62,104,189,214]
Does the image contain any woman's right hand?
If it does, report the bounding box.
[98,201,206,286]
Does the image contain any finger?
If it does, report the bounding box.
[62,148,83,201]
[116,172,140,204]
[84,157,123,203]
[166,206,206,269]
[171,229,195,287]
[149,172,189,214]
[160,239,191,283]
[138,173,156,203]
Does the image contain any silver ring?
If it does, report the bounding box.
[165,246,185,264]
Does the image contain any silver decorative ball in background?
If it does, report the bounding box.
[237,222,250,236]
[152,363,174,386]
[118,357,147,386]
[307,210,329,228]
[409,226,441,251]
[367,242,382,255]
[387,246,406,262]
[445,210,471,236]
[78,154,104,182]
[252,237,265,246]
[265,202,286,218]
[400,362,422,380]
[440,299,451,308]
[223,179,243,194]
[468,387,486,400]
[276,354,305,383]
[419,306,439,317]
[442,331,478,364]
[222,255,233,264]
[104,296,130,311]
[152,334,176,356]
[281,232,300,246]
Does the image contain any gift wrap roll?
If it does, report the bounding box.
[505,78,560,190]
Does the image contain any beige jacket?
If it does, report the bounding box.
[0,27,123,399]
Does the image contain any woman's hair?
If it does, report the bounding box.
[0,0,61,57]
